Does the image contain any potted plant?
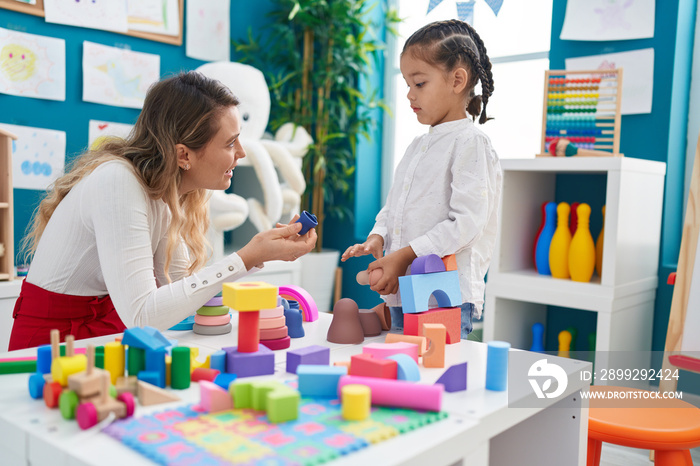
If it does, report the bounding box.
[233,0,398,311]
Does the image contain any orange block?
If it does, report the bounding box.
[442,254,458,271]
[349,353,397,379]
[384,334,428,355]
[404,307,461,344]
[422,324,446,368]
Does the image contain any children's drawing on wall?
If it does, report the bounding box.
[0,123,65,190]
[127,0,180,37]
[185,0,230,62]
[88,120,134,149]
[560,0,655,41]
[82,41,160,109]
[0,27,65,101]
[565,48,654,115]
[44,0,129,33]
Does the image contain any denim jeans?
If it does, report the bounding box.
[389,302,475,338]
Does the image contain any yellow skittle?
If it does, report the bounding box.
[569,203,596,282]
[549,202,572,279]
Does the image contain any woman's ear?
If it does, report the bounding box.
[175,144,191,170]
[453,67,469,94]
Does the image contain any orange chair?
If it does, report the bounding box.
[587,386,700,466]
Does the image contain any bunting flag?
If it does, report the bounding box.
[456,1,475,24]
[427,0,445,14]
[485,0,504,16]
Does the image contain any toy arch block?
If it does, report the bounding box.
[279,285,319,322]
[398,270,461,314]
[223,281,278,311]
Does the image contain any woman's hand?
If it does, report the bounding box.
[366,246,416,295]
[238,218,317,270]
[341,234,384,262]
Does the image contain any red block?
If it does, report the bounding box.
[238,310,260,353]
[191,367,221,382]
[349,353,397,379]
[404,307,461,344]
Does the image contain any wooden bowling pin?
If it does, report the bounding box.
[549,202,572,279]
[595,206,605,277]
[535,202,557,275]
[569,203,595,282]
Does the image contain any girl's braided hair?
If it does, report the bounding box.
[402,19,494,124]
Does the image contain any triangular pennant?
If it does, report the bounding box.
[456,1,475,24]
[485,0,504,16]
[427,0,445,14]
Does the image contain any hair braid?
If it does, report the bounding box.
[403,19,494,124]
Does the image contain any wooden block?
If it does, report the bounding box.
[222,281,278,311]
[51,355,88,386]
[68,367,108,398]
[384,334,428,355]
[422,323,446,368]
[404,307,461,344]
[115,376,138,395]
[137,380,181,406]
[349,353,397,379]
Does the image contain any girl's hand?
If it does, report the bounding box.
[341,234,384,262]
[238,220,317,270]
[367,246,416,295]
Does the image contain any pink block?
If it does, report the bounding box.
[362,342,419,363]
[199,380,233,413]
[260,336,291,351]
[260,326,288,340]
[337,375,443,411]
[259,315,286,330]
[278,285,318,322]
[194,313,231,326]
[260,305,284,319]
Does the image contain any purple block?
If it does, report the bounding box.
[435,362,467,392]
[286,345,330,374]
[411,254,447,275]
[204,295,224,307]
[223,345,275,378]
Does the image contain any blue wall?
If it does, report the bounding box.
[0,2,275,264]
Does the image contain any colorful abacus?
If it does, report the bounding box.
[539,69,623,156]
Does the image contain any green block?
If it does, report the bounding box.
[251,381,283,411]
[95,353,105,369]
[230,381,253,409]
[0,360,36,374]
[127,347,145,376]
[267,388,300,423]
[196,305,230,316]
[170,346,191,389]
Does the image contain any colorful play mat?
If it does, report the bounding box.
[103,398,447,465]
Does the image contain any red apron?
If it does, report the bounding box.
[9,280,126,350]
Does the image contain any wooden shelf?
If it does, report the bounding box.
[0,128,15,281]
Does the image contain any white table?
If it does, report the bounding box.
[0,313,591,466]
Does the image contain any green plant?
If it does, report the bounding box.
[233,0,399,251]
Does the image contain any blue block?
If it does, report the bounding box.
[121,327,168,352]
[283,300,305,338]
[387,353,420,382]
[36,345,52,374]
[213,373,238,390]
[295,210,318,235]
[411,254,446,275]
[169,315,194,331]
[485,341,510,391]
[398,270,461,314]
[144,347,166,388]
[137,371,161,387]
[28,372,45,399]
[436,362,467,392]
[223,345,275,378]
[209,350,226,373]
[286,345,330,374]
[297,365,347,398]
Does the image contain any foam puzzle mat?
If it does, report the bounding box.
[103,398,448,465]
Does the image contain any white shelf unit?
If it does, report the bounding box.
[484,157,666,367]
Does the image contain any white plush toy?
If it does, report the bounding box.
[196,62,312,263]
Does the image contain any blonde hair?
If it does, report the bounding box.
[22,71,240,280]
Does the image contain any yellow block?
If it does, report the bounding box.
[222,282,278,311]
[104,342,125,385]
[51,355,87,386]
[341,384,371,421]
[166,355,172,387]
